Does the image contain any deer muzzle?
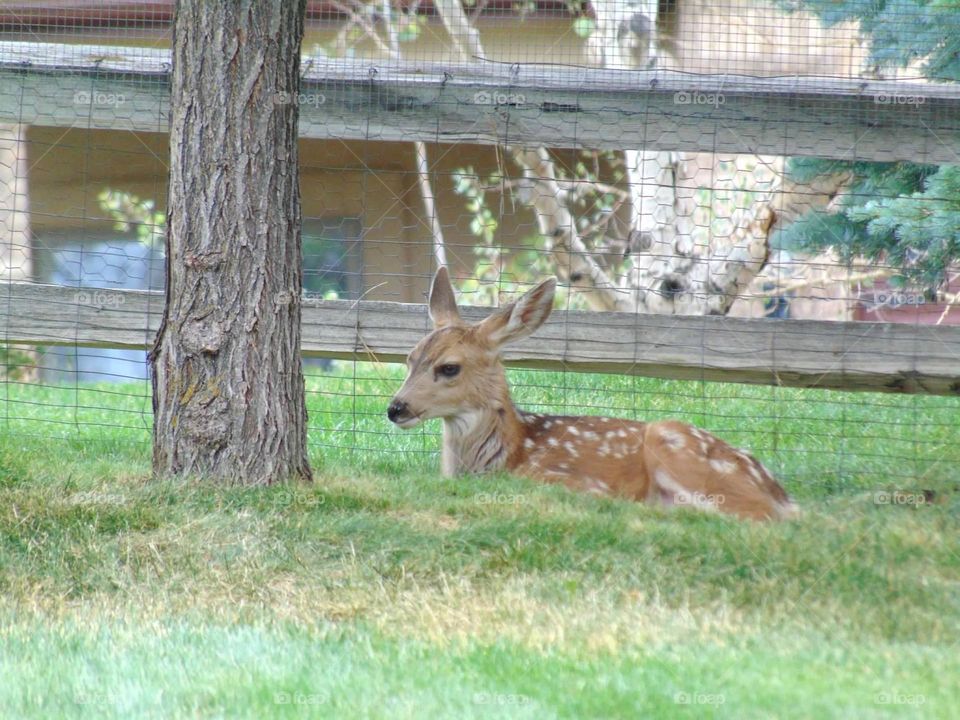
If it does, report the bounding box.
[387,399,419,428]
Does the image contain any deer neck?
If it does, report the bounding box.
[441,396,524,476]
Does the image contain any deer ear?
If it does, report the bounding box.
[428,267,462,329]
[479,278,556,347]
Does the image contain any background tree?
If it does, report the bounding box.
[445,0,774,315]
[779,1,960,295]
[151,0,312,484]
[325,0,775,314]
[0,123,36,380]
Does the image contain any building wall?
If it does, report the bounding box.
[27,128,553,303]
[9,3,871,77]
[22,4,882,310]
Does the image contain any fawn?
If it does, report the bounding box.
[388,267,798,521]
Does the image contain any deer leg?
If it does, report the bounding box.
[643,421,789,520]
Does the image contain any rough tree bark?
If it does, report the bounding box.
[151,0,312,484]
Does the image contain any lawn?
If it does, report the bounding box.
[0,363,958,718]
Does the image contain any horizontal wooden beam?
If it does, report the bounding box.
[2,282,958,396]
[1,41,959,162]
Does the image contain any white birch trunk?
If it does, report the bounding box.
[0,124,30,282]
[434,0,775,315]
[511,147,631,311]
[591,0,773,315]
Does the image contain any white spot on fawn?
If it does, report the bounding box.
[568,426,580,436]
[563,441,579,457]
[748,464,767,486]
[548,437,559,447]
[523,438,535,450]
[586,479,611,495]
[709,458,737,475]
[654,469,687,501]
[659,428,687,450]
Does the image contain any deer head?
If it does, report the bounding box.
[387,267,556,429]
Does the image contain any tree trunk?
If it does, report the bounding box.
[511,147,632,311]
[0,124,30,283]
[590,0,773,315]
[588,0,660,69]
[429,0,774,316]
[151,0,312,484]
[0,123,37,381]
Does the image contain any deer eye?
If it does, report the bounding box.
[436,363,461,379]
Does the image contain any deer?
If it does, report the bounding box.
[388,267,798,521]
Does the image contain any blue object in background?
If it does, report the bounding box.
[43,240,164,384]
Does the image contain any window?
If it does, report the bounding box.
[302,218,362,300]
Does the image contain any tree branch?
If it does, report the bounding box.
[415,141,447,268]
[433,0,484,60]
[512,147,630,311]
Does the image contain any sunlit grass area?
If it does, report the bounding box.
[1,363,958,718]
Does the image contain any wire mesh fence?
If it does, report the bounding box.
[0,1,958,497]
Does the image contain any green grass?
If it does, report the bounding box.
[1,364,959,718]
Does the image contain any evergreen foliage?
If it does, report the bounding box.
[781,1,960,290]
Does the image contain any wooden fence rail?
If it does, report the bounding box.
[2,282,958,396]
[1,41,959,162]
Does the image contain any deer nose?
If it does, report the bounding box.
[387,400,409,424]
